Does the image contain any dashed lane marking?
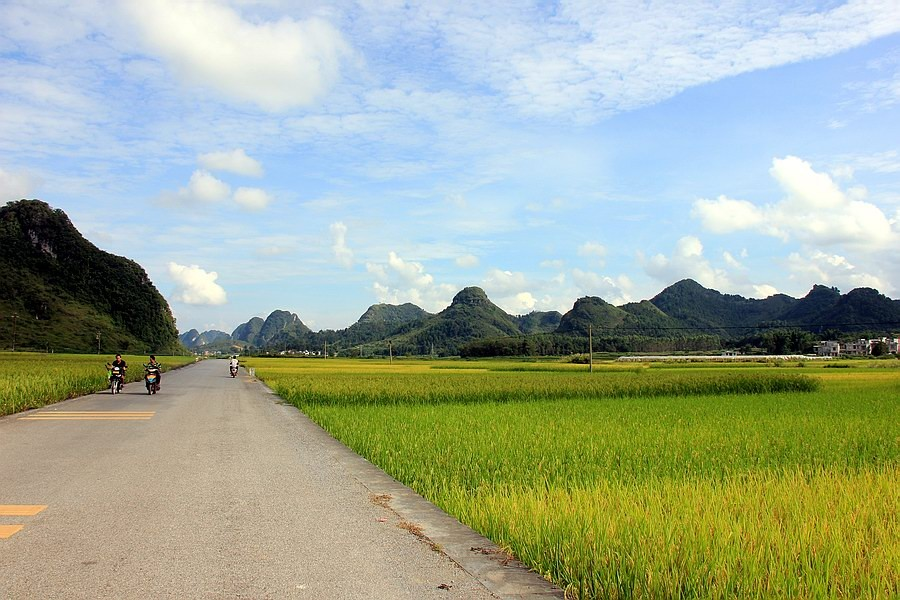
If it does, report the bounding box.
[0,525,24,539]
[18,411,155,421]
[0,505,47,516]
[0,505,47,539]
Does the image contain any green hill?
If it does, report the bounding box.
[809,288,900,332]
[391,287,522,355]
[0,199,179,353]
[649,279,796,335]
[517,310,562,334]
[556,296,631,335]
[776,285,842,325]
[232,317,264,345]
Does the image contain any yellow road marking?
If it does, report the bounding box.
[0,505,47,516]
[20,411,155,421]
[0,505,47,539]
[0,525,24,539]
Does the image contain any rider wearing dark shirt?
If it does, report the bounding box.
[112,354,127,377]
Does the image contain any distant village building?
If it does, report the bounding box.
[815,337,900,357]
[843,339,872,356]
[815,341,840,357]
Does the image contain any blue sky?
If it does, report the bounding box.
[2,1,899,334]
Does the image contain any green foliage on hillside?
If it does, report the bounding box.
[0,200,179,353]
[357,302,430,324]
[232,316,264,344]
[516,310,562,334]
[649,279,796,335]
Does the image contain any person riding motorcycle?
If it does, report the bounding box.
[229,355,239,376]
[109,353,127,393]
[146,354,161,389]
[112,354,127,379]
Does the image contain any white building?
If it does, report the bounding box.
[842,339,871,356]
[815,341,840,357]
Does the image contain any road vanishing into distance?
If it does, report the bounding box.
[0,359,561,599]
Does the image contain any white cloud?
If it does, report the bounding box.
[168,262,227,306]
[124,0,352,111]
[330,221,354,268]
[455,254,479,268]
[753,284,779,298]
[233,187,272,211]
[577,241,607,266]
[722,251,743,269]
[641,235,733,291]
[693,156,896,249]
[482,268,529,296]
[692,195,766,234]
[161,169,231,205]
[414,1,900,121]
[198,148,263,177]
[784,251,885,291]
[571,269,634,304]
[0,167,39,202]
[365,251,455,312]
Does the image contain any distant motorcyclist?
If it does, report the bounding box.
[146,355,161,389]
[229,355,239,377]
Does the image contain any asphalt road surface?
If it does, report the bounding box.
[0,359,562,599]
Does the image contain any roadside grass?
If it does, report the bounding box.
[248,357,899,599]
[0,352,196,416]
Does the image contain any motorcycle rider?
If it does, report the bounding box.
[229,355,239,375]
[112,353,127,378]
[146,354,161,389]
[109,354,127,392]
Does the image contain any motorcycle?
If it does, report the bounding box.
[229,364,238,377]
[109,365,124,394]
[144,364,161,395]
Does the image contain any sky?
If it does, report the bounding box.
[2,0,899,335]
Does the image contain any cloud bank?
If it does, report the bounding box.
[693,156,895,249]
[168,262,227,305]
[124,0,352,111]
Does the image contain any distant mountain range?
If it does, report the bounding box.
[5,199,897,357]
[180,280,900,357]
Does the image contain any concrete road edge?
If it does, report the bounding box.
[256,379,566,600]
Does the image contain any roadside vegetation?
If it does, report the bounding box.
[0,352,196,416]
[248,357,899,599]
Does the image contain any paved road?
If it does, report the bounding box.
[0,359,561,599]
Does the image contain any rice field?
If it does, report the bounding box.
[247,357,899,599]
[0,352,196,416]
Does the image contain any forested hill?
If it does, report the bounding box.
[0,199,179,353]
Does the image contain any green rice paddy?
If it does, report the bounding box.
[249,358,898,599]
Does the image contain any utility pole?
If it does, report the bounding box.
[589,324,593,373]
[389,340,393,365]
[11,313,17,352]
[324,340,327,359]
[96,332,101,354]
